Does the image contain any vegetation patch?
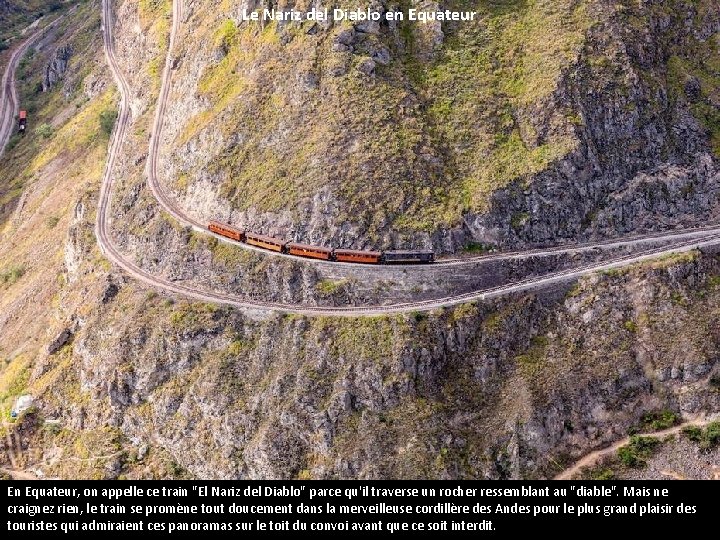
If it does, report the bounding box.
[462,242,494,254]
[623,320,637,333]
[582,466,615,480]
[0,354,32,419]
[0,0,60,44]
[629,409,680,434]
[34,123,54,139]
[210,240,254,267]
[682,422,720,451]
[325,316,397,363]
[667,50,720,158]
[169,302,218,329]
[99,109,118,137]
[45,216,60,229]
[315,279,348,296]
[515,335,549,376]
[0,265,26,287]
[617,435,661,468]
[30,90,116,173]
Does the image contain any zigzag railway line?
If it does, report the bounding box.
[0,0,717,317]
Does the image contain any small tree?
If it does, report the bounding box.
[35,123,54,139]
[99,109,118,136]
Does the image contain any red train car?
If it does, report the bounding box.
[208,220,244,242]
[18,110,27,134]
[208,221,437,265]
[287,242,332,261]
[245,232,287,253]
[334,249,382,264]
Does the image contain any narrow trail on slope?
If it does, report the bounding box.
[0,15,65,158]
[554,416,716,480]
[94,0,720,315]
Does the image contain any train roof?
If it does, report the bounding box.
[246,232,287,245]
[209,220,243,231]
[334,248,382,256]
[384,250,435,255]
[287,242,332,253]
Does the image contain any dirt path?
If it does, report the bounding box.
[0,467,38,480]
[554,417,714,480]
[0,15,66,158]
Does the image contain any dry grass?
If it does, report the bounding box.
[167,0,592,234]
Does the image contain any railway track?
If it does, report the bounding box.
[88,1,720,315]
[0,15,65,158]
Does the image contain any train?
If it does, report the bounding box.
[208,220,435,264]
[18,110,27,134]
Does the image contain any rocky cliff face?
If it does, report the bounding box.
[10,247,720,479]
[471,0,720,250]
[42,44,72,92]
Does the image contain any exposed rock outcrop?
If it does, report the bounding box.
[47,327,74,355]
[43,45,72,92]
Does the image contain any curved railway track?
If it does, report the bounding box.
[0,16,65,158]
[96,0,720,315]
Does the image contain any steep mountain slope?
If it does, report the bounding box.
[0,0,63,44]
[0,0,718,480]
[157,0,719,252]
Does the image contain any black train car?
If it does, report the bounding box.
[18,110,27,134]
[382,250,435,264]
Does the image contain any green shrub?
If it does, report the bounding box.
[590,468,615,480]
[462,242,493,254]
[35,123,54,139]
[682,425,703,442]
[682,422,720,451]
[0,265,26,286]
[315,279,347,295]
[630,410,679,434]
[215,19,237,53]
[623,320,637,333]
[510,212,530,229]
[99,109,118,137]
[6,134,21,151]
[700,422,720,451]
[617,436,660,468]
